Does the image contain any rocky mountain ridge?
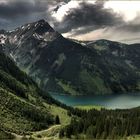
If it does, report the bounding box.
[1,19,140,95]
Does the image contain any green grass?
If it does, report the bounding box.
[79,69,111,95]
[43,102,71,125]
[123,135,140,140]
[0,88,52,134]
[32,125,62,140]
[58,81,79,95]
[75,105,104,110]
[0,130,15,139]
[29,103,71,140]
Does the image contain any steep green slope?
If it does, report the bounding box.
[0,129,15,139]
[0,52,70,139]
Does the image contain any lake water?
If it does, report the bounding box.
[50,93,140,109]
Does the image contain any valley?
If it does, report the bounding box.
[0,0,140,138]
[0,19,139,140]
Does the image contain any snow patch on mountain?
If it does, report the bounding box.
[33,31,59,42]
[0,34,7,45]
[10,53,16,62]
[33,33,43,40]
[21,26,25,30]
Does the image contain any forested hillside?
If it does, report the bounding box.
[0,52,70,139]
[60,107,140,139]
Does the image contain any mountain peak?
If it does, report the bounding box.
[33,19,55,35]
[35,19,51,28]
[5,19,61,45]
[37,19,46,23]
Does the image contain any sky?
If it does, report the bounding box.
[0,0,140,44]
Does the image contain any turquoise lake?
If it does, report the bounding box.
[50,93,140,109]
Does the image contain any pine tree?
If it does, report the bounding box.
[55,115,60,124]
[59,129,64,138]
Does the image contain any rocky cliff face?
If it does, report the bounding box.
[1,20,140,95]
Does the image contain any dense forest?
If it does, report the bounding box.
[60,107,140,139]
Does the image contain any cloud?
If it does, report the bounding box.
[0,0,140,44]
[0,0,47,29]
[117,15,140,33]
[52,0,81,22]
[0,0,47,19]
[104,1,140,22]
[54,0,140,44]
[56,1,123,33]
[63,20,140,44]
[0,0,66,30]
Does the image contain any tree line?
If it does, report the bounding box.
[60,107,140,139]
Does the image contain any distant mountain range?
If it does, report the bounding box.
[0,19,140,95]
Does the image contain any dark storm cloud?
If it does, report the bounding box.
[56,1,123,33]
[0,0,67,30]
[0,1,46,19]
[0,0,140,39]
[0,0,48,29]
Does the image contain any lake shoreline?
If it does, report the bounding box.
[49,91,140,96]
[50,92,140,109]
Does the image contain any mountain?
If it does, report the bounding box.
[0,51,71,139]
[0,19,140,95]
